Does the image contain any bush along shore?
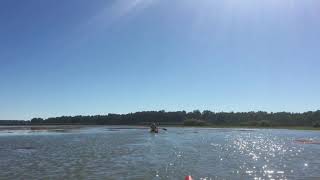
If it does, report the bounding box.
[1,110,320,129]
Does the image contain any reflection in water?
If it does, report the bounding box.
[0,127,319,179]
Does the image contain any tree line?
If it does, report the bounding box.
[1,110,320,127]
[0,120,29,125]
[30,110,320,127]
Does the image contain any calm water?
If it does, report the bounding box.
[0,126,319,180]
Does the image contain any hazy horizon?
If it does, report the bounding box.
[1,0,319,120]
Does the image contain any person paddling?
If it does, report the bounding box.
[150,122,158,133]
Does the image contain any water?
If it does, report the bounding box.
[0,126,319,180]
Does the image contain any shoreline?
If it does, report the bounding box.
[0,124,319,131]
[184,126,320,131]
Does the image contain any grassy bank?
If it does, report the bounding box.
[179,125,320,131]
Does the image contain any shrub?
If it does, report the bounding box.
[240,121,259,126]
[313,121,320,128]
[184,119,207,126]
[259,120,271,127]
[31,118,44,124]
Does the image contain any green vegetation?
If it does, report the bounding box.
[184,119,207,126]
[0,120,29,125]
[1,110,320,129]
[313,121,320,128]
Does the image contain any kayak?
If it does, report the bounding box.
[150,128,159,133]
[185,176,193,180]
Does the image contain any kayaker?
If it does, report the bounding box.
[150,122,158,132]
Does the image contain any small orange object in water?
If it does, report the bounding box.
[185,175,193,180]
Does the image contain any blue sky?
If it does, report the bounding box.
[0,0,319,120]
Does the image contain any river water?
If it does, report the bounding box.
[0,126,319,180]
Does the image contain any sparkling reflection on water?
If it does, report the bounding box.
[0,127,319,180]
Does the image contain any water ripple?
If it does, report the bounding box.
[0,127,319,179]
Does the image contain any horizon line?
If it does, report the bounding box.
[1,109,319,121]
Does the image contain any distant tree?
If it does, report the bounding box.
[202,110,211,120]
[23,110,320,127]
[31,118,44,124]
[313,121,320,128]
[187,110,202,119]
[259,120,271,127]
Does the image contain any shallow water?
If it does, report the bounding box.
[0,126,319,180]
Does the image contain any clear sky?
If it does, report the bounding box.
[0,0,319,120]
